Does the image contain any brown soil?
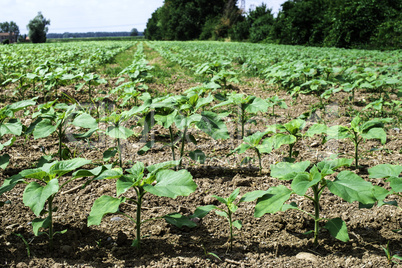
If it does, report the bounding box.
[0,47,401,268]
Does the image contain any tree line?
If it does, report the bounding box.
[145,0,402,49]
[48,29,142,39]
[2,12,141,44]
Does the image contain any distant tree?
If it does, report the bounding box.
[0,22,10,32]
[27,12,50,43]
[145,0,239,40]
[130,28,139,36]
[17,34,27,43]
[9,21,20,36]
[145,7,163,40]
[248,4,275,42]
[0,21,19,35]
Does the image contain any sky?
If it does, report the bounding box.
[2,0,287,35]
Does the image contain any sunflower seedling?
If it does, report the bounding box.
[241,158,379,247]
[191,188,244,251]
[87,160,197,249]
[327,116,389,169]
[16,158,91,250]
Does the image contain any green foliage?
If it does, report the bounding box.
[368,164,402,210]
[213,92,268,138]
[326,116,388,169]
[242,158,378,247]
[29,101,97,160]
[248,4,275,43]
[145,0,240,41]
[0,98,36,169]
[27,12,50,43]
[87,161,197,249]
[17,158,91,250]
[231,128,274,171]
[382,241,402,266]
[191,188,244,250]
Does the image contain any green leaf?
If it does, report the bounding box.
[33,119,57,139]
[228,188,240,203]
[272,133,297,149]
[254,185,292,218]
[361,128,386,144]
[191,205,218,218]
[0,154,10,169]
[317,158,354,176]
[87,195,126,226]
[147,160,180,174]
[163,213,197,228]
[232,220,242,230]
[8,98,36,112]
[243,131,266,146]
[305,123,328,137]
[372,185,391,203]
[138,141,154,155]
[326,125,351,140]
[240,190,268,202]
[327,171,376,204]
[215,210,227,217]
[350,116,361,130]
[126,162,145,177]
[291,171,321,196]
[387,177,402,193]
[196,111,230,140]
[368,164,402,179]
[324,218,349,242]
[270,161,310,180]
[94,168,123,180]
[0,174,25,195]
[20,168,50,181]
[72,113,98,129]
[393,254,402,261]
[281,202,298,211]
[103,148,117,162]
[258,137,273,154]
[0,119,23,136]
[23,179,59,216]
[212,195,228,205]
[0,137,16,151]
[73,165,104,178]
[144,169,196,198]
[116,164,145,196]
[284,119,305,135]
[232,143,251,154]
[245,97,268,114]
[50,158,91,176]
[32,216,51,236]
[106,125,134,140]
[189,150,206,164]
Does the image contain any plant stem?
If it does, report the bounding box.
[135,188,144,249]
[179,126,188,169]
[241,107,245,139]
[58,123,63,160]
[289,143,294,160]
[117,137,122,168]
[312,185,320,247]
[48,196,54,251]
[228,210,233,251]
[169,126,176,162]
[256,149,262,173]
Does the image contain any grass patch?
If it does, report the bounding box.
[143,42,204,86]
[99,44,138,76]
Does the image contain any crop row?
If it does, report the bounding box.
[0,41,401,263]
